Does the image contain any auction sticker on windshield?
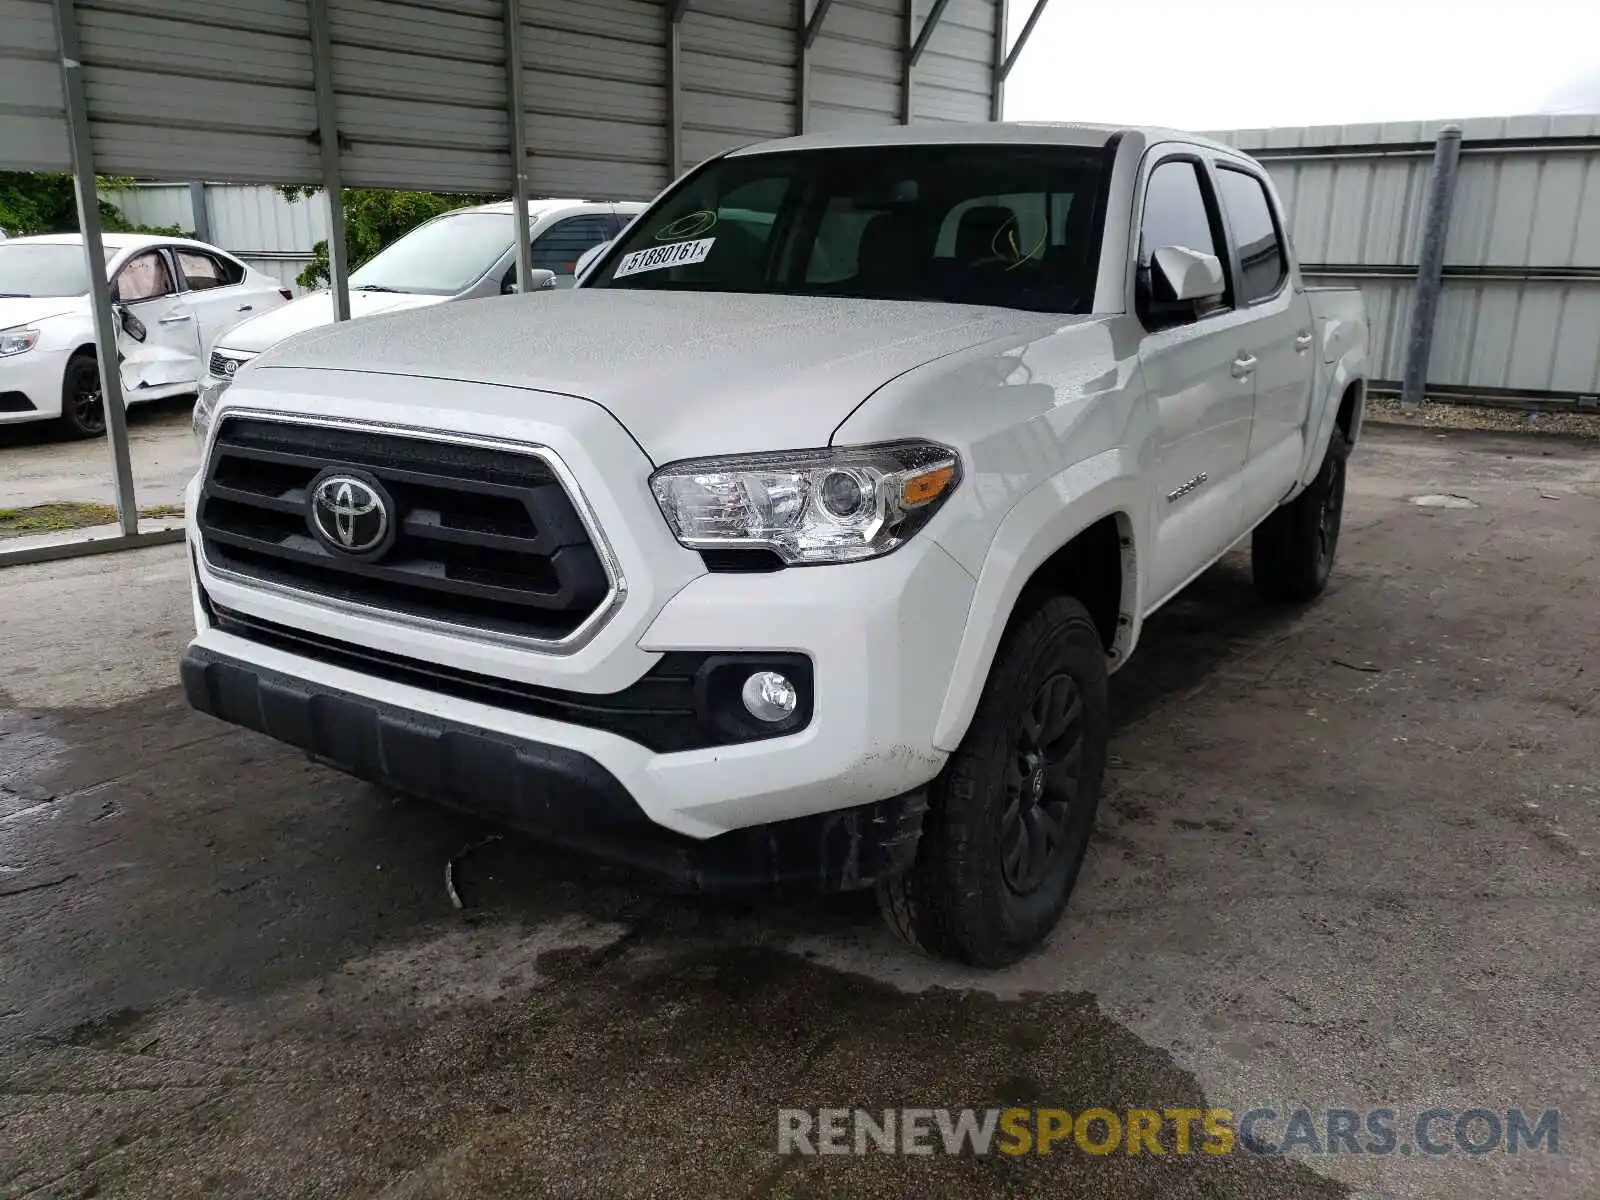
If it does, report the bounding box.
[613,237,715,279]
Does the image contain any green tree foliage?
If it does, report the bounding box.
[0,173,189,238]
[278,186,493,289]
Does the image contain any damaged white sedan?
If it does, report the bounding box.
[0,233,290,438]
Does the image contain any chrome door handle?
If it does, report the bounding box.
[237,304,253,312]
[1231,353,1258,379]
[1295,331,1314,351]
[158,313,194,324]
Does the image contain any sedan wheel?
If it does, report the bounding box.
[59,353,106,439]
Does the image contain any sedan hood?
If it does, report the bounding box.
[215,288,446,354]
[0,295,85,330]
[256,289,1069,462]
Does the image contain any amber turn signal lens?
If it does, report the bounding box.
[901,463,956,507]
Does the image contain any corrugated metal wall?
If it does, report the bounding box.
[1213,115,1600,405]
[5,0,1003,199]
[105,182,326,293]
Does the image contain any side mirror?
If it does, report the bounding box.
[502,268,558,294]
[114,302,147,343]
[573,240,612,279]
[1151,245,1225,304]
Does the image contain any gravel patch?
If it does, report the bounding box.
[1367,396,1600,439]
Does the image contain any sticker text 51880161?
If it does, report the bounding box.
[612,237,715,280]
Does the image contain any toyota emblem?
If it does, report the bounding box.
[223,358,238,376]
[309,472,391,556]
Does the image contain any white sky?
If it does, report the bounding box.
[1001,0,1600,131]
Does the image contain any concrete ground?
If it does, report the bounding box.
[0,423,1595,1199]
[0,396,197,513]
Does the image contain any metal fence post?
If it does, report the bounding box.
[797,0,837,135]
[504,0,532,291]
[308,0,350,321]
[1400,124,1462,410]
[989,0,1008,121]
[667,0,690,179]
[187,181,212,242]
[52,0,138,536]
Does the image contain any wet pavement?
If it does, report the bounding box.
[0,397,197,513]
[1,423,1596,1198]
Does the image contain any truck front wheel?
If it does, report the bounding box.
[1251,427,1350,603]
[879,595,1109,967]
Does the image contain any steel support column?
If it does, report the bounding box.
[504,0,533,291]
[1401,125,1463,410]
[52,0,138,536]
[902,0,953,123]
[797,0,837,135]
[668,0,691,179]
[900,0,914,122]
[990,0,1008,120]
[187,180,212,243]
[307,0,350,321]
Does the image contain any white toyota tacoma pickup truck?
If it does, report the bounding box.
[182,123,1367,966]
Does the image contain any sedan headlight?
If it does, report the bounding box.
[0,328,40,357]
[650,441,960,564]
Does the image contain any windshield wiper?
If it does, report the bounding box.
[0,292,30,298]
[352,284,402,293]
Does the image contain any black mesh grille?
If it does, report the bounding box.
[198,418,610,641]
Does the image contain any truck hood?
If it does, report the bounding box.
[255,290,1069,462]
[215,288,446,354]
[0,295,86,330]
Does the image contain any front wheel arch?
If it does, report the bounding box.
[932,495,1140,754]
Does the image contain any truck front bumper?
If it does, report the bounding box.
[181,643,927,890]
[186,515,978,886]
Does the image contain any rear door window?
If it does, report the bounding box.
[530,214,617,277]
[177,249,240,291]
[1214,167,1288,303]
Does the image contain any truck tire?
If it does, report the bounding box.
[1251,427,1349,603]
[58,352,107,439]
[879,595,1108,967]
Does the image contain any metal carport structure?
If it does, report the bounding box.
[0,0,1053,565]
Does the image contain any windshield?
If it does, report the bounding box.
[0,244,112,297]
[347,212,512,295]
[586,143,1112,313]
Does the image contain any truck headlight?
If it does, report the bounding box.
[650,441,960,564]
[0,328,40,357]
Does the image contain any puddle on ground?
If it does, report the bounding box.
[4,932,1348,1199]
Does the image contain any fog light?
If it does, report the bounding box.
[741,670,798,723]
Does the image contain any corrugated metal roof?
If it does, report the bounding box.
[4,0,1008,200]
